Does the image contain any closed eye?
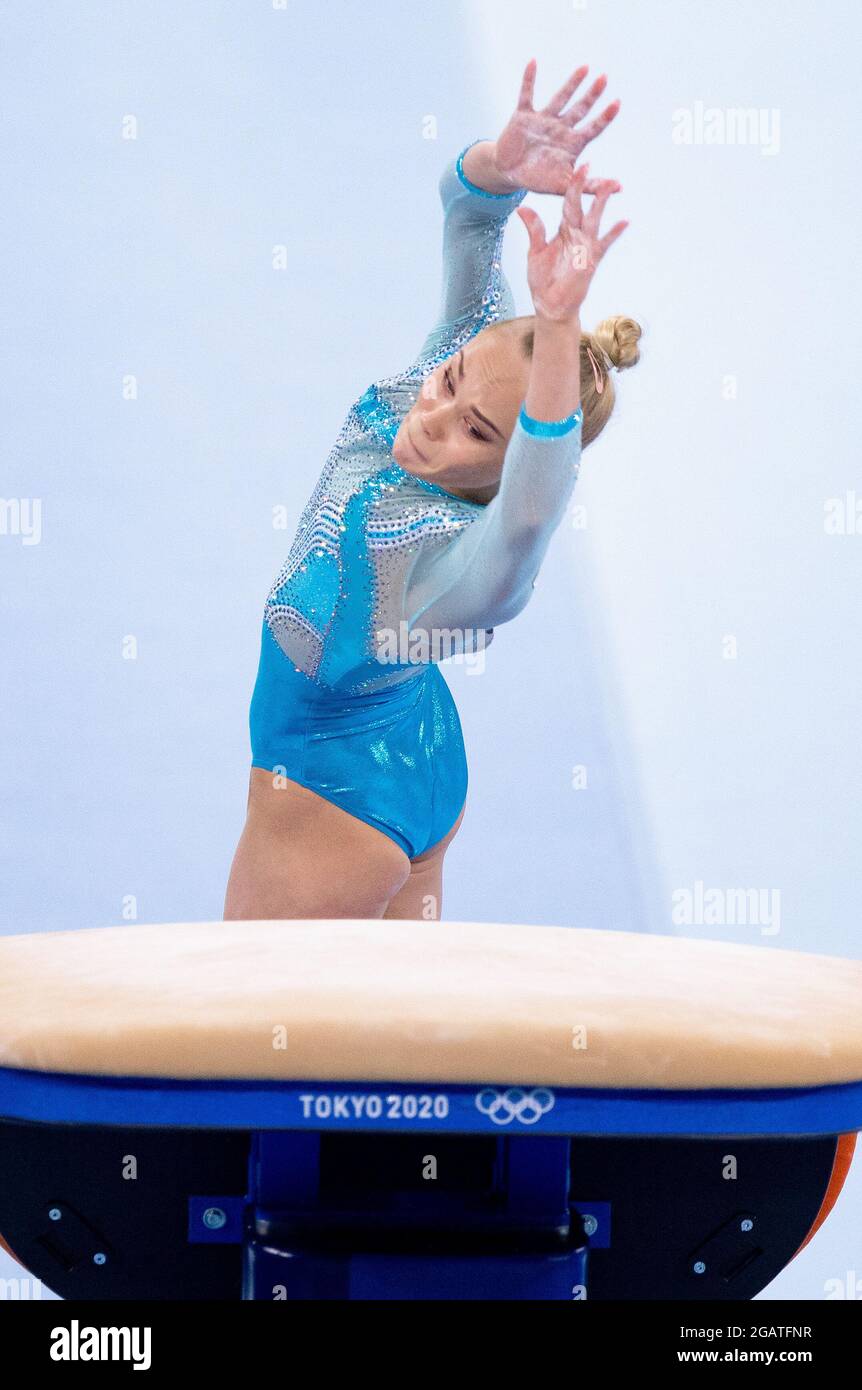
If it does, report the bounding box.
[443,366,488,442]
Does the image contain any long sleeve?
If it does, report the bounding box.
[412,139,529,366]
[401,142,582,638]
[403,406,583,635]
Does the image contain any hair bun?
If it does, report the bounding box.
[591,316,642,372]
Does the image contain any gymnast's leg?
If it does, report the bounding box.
[223,769,412,920]
[382,802,466,921]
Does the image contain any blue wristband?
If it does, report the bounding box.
[518,403,584,437]
[455,139,528,202]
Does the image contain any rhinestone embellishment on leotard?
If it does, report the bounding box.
[262,176,514,690]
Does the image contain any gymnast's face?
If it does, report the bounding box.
[392,328,530,505]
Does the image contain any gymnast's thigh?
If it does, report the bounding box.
[223,769,412,921]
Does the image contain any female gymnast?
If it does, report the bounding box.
[224,59,641,923]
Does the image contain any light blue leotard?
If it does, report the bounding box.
[249,140,583,858]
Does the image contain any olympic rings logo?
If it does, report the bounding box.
[474,1086,556,1126]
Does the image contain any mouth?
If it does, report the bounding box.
[406,418,428,462]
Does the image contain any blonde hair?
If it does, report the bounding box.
[487,314,642,448]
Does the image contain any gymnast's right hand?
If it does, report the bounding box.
[491,59,620,198]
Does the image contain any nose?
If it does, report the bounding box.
[420,409,442,442]
[418,393,450,441]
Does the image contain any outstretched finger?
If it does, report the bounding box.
[584,180,622,235]
[517,58,538,111]
[577,98,621,144]
[544,63,589,116]
[516,205,548,255]
[560,72,607,126]
[573,160,604,198]
[561,165,588,229]
[597,219,629,257]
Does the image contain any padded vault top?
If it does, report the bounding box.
[0,919,860,1091]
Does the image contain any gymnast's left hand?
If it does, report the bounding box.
[491,58,620,196]
[517,164,628,322]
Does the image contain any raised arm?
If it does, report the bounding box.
[411,140,528,366]
[413,60,620,368]
[404,151,628,637]
[403,385,584,633]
